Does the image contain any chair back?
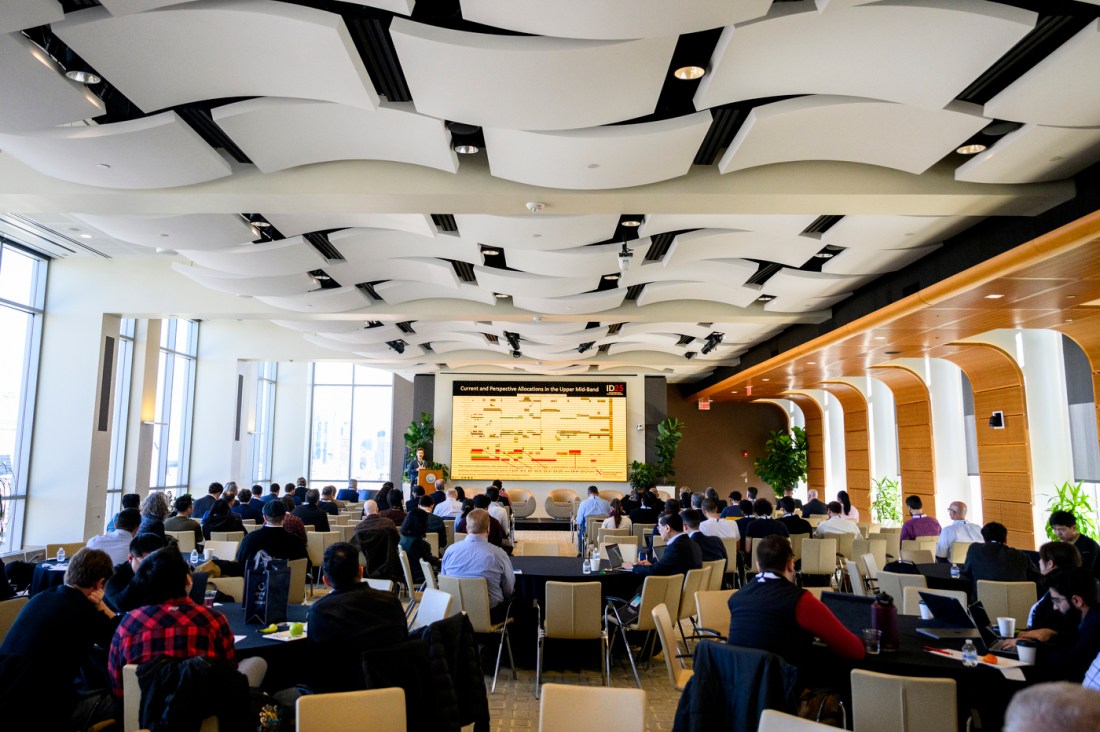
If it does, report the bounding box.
[585,517,608,547]
[424,532,440,557]
[875,571,927,604]
[834,531,855,560]
[411,587,456,630]
[720,537,741,565]
[900,549,934,565]
[508,488,536,519]
[45,541,86,559]
[545,490,580,520]
[850,668,957,732]
[543,581,603,640]
[600,534,639,549]
[297,687,406,732]
[702,558,726,591]
[632,523,656,544]
[597,527,631,545]
[949,542,973,565]
[807,516,826,527]
[208,576,244,602]
[635,573,683,632]
[398,549,417,595]
[652,533,667,550]
[419,558,438,590]
[694,589,734,637]
[365,578,395,593]
[437,575,494,632]
[856,523,871,539]
[307,531,341,567]
[518,542,561,557]
[760,709,836,730]
[881,532,902,561]
[679,567,711,621]
[860,552,881,582]
[800,538,837,575]
[853,539,886,578]
[165,530,197,553]
[600,543,638,563]
[454,532,468,544]
[209,531,245,543]
[901,538,937,555]
[244,523,262,533]
[788,533,810,561]
[443,519,455,548]
[287,557,308,605]
[651,603,690,690]
[844,560,867,597]
[976,580,1036,627]
[901,586,968,616]
[203,540,239,560]
[878,527,901,534]
[123,664,218,732]
[538,684,646,732]
[0,596,29,645]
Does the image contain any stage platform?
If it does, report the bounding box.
[514,517,571,531]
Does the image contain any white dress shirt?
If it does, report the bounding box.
[935,520,984,559]
[699,516,740,540]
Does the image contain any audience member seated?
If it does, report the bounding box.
[356,500,401,582]
[629,491,661,526]
[105,532,167,613]
[193,482,224,519]
[683,509,727,563]
[814,502,861,540]
[431,479,448,506]
[356,499,399,541]
[319,484,344,515]
[624,512,702,576]
[575,485,612,552]
[1009,568,1100,683]
[0,548,118,730]
[601,499,633,532]
[1004,682,1100,732]
[400,509,441,585]
[743,499,791,552]
[441,508,514,624]
[261,483,282,504]
[378,483,407,525]
[406,485,426,513]
[139,491,170,539]
[728,535,863,679]
[491,479,511,507]
[201,498,245,541]
[281,480,302,505]
[620,487,643,515]
[962,521,1040,586]
[936,501,984,562]
[779,487,801,512]
[433,488,465,519]
[164,494,204,547]
[458,495,505,548]
[1049,510,1099,575]
[87,507,142,565]
[294,477,308,504]
[336,478,359,503]
[222,485,239,510]
[291,488,330,533]
[800,489,829,518]
[486,487,512,549]
[418,495,448,549]
[106,492,140,532]
[280,495,308,543]
[1029,541,1083,635]
[306,542,408,693]
[720,491,744,519]
[230,488,263,523]
[900,495,942,541]
[777,497,812,537]
[836,490,859,521]
[236,500,309,566]
[700,498,740,540]
[108,545,266,698]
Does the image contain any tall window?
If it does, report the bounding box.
[151,319,198,490]
[249,362,277,485]
[309,363,392,486]
[105,318,135,522]
[0,242,47,552]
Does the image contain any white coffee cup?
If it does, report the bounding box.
[997,616,1016,638]
[1017,641,1038,664]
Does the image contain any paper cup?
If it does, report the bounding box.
[1017,640,1037,665]
[997,616,1016,638]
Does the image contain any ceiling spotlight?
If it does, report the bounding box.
[673,65,706,81]
[761,378,770,382]
[684,352,696,360]
[454,144,480,154]
[512,349,522,359]
[494,293,509,299]
[806,361,816,365]
[526,202,545,214]
[314,274,331,281]
[617,243,634,273]
[482,248,500,256]
[577,342,594,354]
[956,143,987,155]
[65,69,101,84]
[700,332,724,355]
[387,340,406,354]
[814,251,836,259]
[252,220,271,228]
[79,233,93,239]
[620,218,642,228]
[504,331,521,350]
[757,295,775,302]
[603,273,621,281]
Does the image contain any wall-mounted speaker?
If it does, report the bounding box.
[988,411,1004,429]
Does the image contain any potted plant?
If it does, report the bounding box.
[871,476,902,526]
[629,417,685,491]
[753,426,808,494]
[403,412,450,483]
[1045,481,1097,541]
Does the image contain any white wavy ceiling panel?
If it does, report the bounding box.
[72,213,255,250]
[955,124,1100,184]
[264,214,437,239]
[451,215,618,251]
[512,289,626,315]
[764,294,849,314]
[99,0,198,13]
[516,364,591,375]
[622,259,757,289]
[821,215,976,249]
[695,0,1035,111]
[606,342,695,358]
[256,286,371,314]
[406,320,490,337]
[460,0,771,39]
[635,281,761,309]
[212,98,457,174]
[640,215,818,239]
[719,96,988,175]
[326,257,459,291]
[0,112,232,189]
[597,332,685,348]
[271,320,369,335]
[0,33,104,132]
[373,280,497,307]
[404,331,488,348]
[310,325,406,345]
[504,242,650,278]
[516,343,597,360]
[616,322,714,339]
[334,0,413,14]
[0,0,62,32]
[764,268,861,299]
[821,245,940,276]
[486,112,711,190]
[54,1,377,112]
[496,325,606,347]
[389,19,676,131]
[172,264,315,297]
[178,238,327,277]
[427,341,505,356]
[329,229,480,265]
[984,20,1100,127]
[497,320,601,337]
[474,268,598,299]
[666,229,823,268]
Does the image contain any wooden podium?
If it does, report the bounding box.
[418,467,439,494]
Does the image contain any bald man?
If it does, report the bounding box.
[935,501,984,562]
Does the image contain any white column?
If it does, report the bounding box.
[829,376,899,484]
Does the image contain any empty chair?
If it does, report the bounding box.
[600,543,637,563]
[124,664,218,732]
[508,488,536,519]
[702,558,726,591]
[676,567,712,648]
[443,519,455,548]
[949,542,973,565]
[202,540,239,561]
[307,531,341,584]
[851,668,960,732]
[760,709,837,731]
[287,557,308,605]
[694,589,735,641]
[297,687,406,732]
[632,523,656,545]
[853,539,887,580]
[800,538,837,581]
[901,586,969,617]
[651,603,693,691]
[544,489,580,520]
[208,576,244,602]
[437,575,516,693]
[535,581,608,698]
[517,542,561,557]
[418,558,438,590]
[538,684,646,732]
[0,596,29,645]
[902,538,937,558]
[901,549,934,565]
[209,531,245,543]
[409,587,456,630]
[585,517,609,551]
[244,523,262,534]
[600,534,640,550]
[875,571,927,606]
[45,541,86,560]
[165,530,197,554]
[881,532,902,562]
[365,578,395,593]
[857,523,872,539]
[398,549,421,602]
[976,580,1036,628]
[833,532,855,561]
[425,532,439,557]
[337,525,357,543]
[788,533,810,562]
[597,527,632,545]
[845,560,868,597]
[606,573,683,688]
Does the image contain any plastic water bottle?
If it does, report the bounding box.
[190,549,199,566]
[961,639,978,667]
[950,563,961,580]
[582,555,592,574]
[56,547,66,563]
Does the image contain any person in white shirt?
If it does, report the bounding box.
[935,501,984,561]
[815,502,862,538]
[698,498,740,540]
[600,499,632,532]
[485,486,512,546]
[86,508,141,565]
[433,489,464,519]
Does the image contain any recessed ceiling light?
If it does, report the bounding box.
[730,390,738,394]
[757,295,775,302]
[494,293,509,299]
[813,251,835,258]
[79,234,92,239]
[65,69,101,84]
[956,143,987,155]
[314,274,331,281]
[621,219,642,227]
[252,220,271,228]
[97,163,111,169]
[482,248,500,256]
[454,144,480,155]
[673,66,706,81]
[984,293,1004,299]
[603,273,621,281]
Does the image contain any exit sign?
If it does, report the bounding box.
[698,400,711,410]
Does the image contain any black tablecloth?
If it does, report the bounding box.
[29,561,68,596]
[916,563,973,596]
[216,602,311,690]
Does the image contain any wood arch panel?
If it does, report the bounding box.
[940,343,1035,549]
[869,365,935,512]
[781,393,826,496]
[820,382,871,517]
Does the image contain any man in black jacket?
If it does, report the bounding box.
[683,509,728,564]
[626,512,702,576]
[193,482,224,521]
[962,522,1040,587]
[628,492,661,527]
[236,500,308,566]
[105,532,166,612]
[778,497,813,537]
[292,488,331,532]
[800,489,829,518]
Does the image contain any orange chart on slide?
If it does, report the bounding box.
[450,382,627,481]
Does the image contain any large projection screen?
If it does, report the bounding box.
[450,381,627,481]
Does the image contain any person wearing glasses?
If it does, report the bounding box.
[934,501,984,562]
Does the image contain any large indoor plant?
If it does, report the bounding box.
[1045,480,1097,541]
[870,476,902,526]
[753,426,808,493]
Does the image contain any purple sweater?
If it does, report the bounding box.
[900,515,942,541]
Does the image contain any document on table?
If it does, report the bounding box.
[233,635,247,644]
[924,647,1028,680]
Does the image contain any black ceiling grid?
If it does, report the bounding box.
[431,214,458,232]
[304,232,346,262]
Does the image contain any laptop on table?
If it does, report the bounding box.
[915,592,982,639]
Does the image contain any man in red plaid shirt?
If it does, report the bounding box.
[108,545,265,696]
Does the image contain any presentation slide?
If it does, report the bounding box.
[450,381,627,481]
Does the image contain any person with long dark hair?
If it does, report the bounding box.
[601,498,632,531]
[837,490,859,521]
[201,498,244,541]
[399,510,440,585]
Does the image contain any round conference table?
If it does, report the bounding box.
[217,602,311,691]
[29,560,68,595]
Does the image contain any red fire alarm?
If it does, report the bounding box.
[742,450,749,458]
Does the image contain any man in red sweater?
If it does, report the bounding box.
[728,535,864,671]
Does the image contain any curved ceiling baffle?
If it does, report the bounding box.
[818,382,872,517]
[774,391,826,496]
[937,343,1035,549]
[867,364,937,513]
[0,33,105,132]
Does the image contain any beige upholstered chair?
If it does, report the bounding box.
[901,586,968,617]
[950,542,973,564]
[516,542,561,557]
[976,580,1036,627]
[844,560,868,597]
[307,531,341,585]
[853,539,887,580]
[165,530,196,554]
[789,533,810,562]
[600,542,638,563]
[694,589,735,641]
[364,578,394,592]
[454,532,468,545]
[202,540,238,560]
[585,516,609,551]
[437,575,516,693]
[124,664,218,732]
[807,516,826,528]
[398,549,421,600]
[800,538,837,578]
[677,566,712,649]
[651,603,693,691]
[207,576,243,602]
[851,669,960,732]
[535,581,608,698]
[209,531,245,543]
[0,596,28,645]
[597,527,631,545]
[418,558,438,590]
[443,519,455,548]
[606,573,682,688]
[901,538,937,557]
[508,488,536,519]
[243,523,262,534]
[881,532,902,561]
[600,534,639,549]
[760,709,837,731]
[702,558,726,591]
[538,684,646,732]
[287,557,308,604]
[833,532,856,561]
[409,587,455,630]
[876,571,927,606]
[598,489,624,504]
[857,523,872,539]
[45,541,86,559]
[901,549,935,565]
[297,687,406,732]
[544,489,580,520]
[632,523,657,545]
